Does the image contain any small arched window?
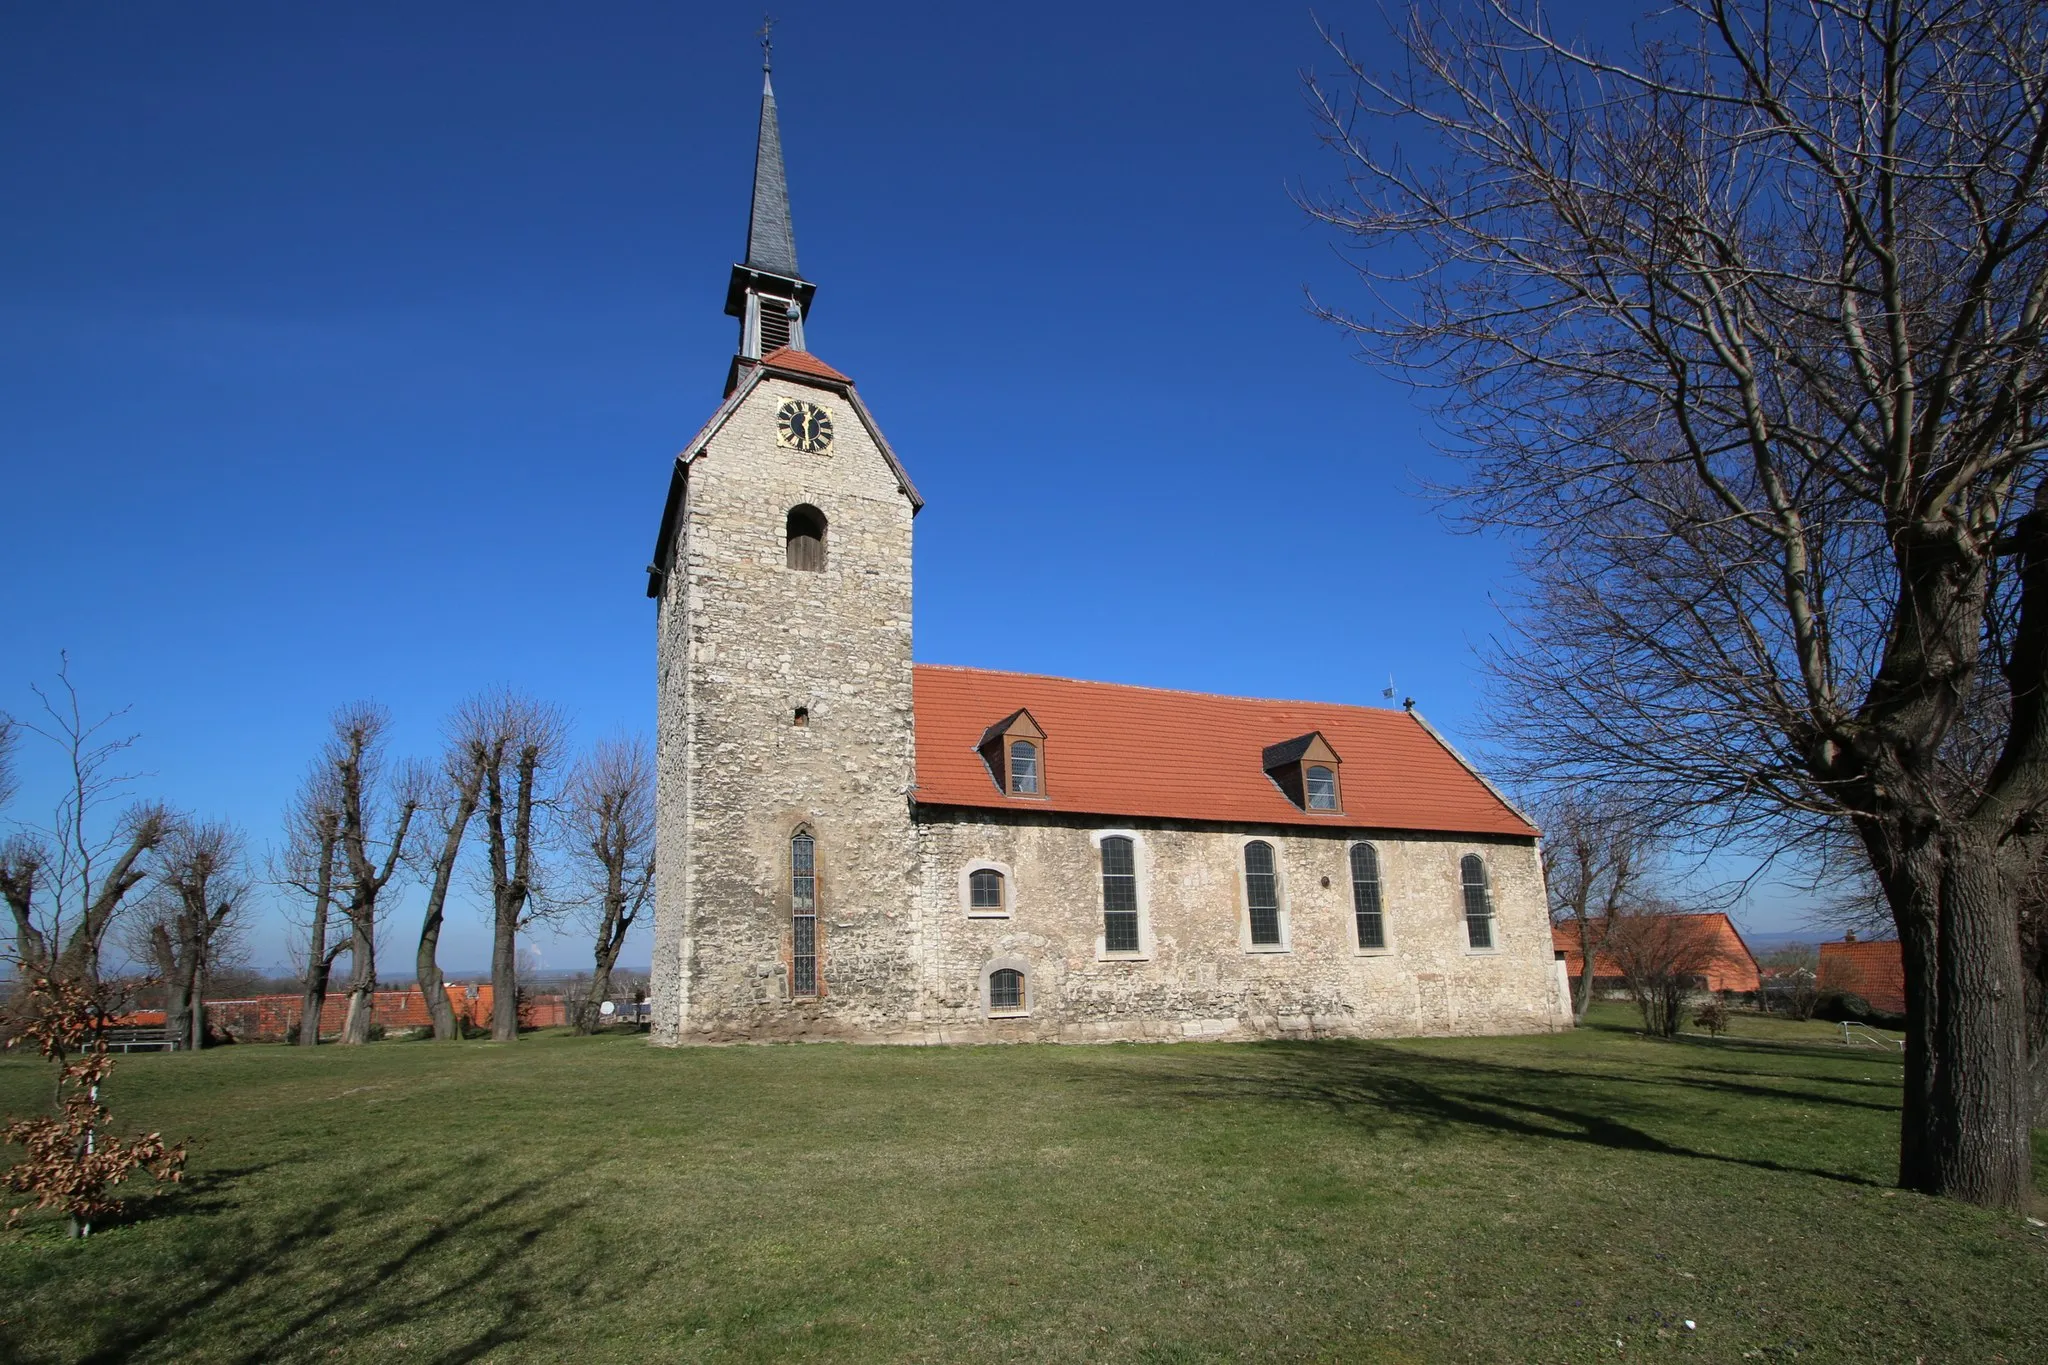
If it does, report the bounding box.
[1350,843,1385,949]
[1008,740,1040,795]
[791,830,819,995]
[786,505,827,571]
[1305,765,1338,810]
[989,968,1024,1014]
[1244,841,1282,946]
[1460,854,1494,950]
[969,867,1006,914]
[1100,836,1139,952]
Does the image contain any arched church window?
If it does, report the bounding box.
[786,505,827,571]
[1461,854,1495,950]
[791,829,819,996]
[1244,841,1282,946]
[1100,836,1139,952]
[1350,842,1386,950]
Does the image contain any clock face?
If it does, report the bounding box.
[776,399,834,454]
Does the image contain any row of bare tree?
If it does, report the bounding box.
[1,665,654,1048]
[276,693,654,1044]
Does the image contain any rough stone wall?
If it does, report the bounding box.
[912,809,1566,1043]
[650,374,921,1043]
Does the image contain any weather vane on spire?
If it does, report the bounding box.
[759,14,776,72]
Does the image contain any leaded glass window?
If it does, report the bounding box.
[1101,836,1139,952]
[969,867,1005,913]
[1305,765,1338,810]
[791,831,818,995]
[989,968,1024,1013]
[1245,840,1281,946]
[1009,740,1040,794]
[1461,854,1494,950]
[1351,843,1385,949]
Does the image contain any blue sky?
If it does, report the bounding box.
[0,2,1805,974]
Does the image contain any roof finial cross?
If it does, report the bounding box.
[758,14,776,72]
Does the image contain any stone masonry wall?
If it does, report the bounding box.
[913,809,1565,1043]
[650,373,921,1043]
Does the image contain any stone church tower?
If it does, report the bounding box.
[645,59,925,1043]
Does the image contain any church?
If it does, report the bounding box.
[644,61,1568,1045]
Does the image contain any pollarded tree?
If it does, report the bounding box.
[335,707,421,1045]
[561,737,655,1033]
[413,709,489,1042]
[275,766,344,1046]
[126,821,246,1051]
[469,692,567,1043]
[1308,0,2048,1209]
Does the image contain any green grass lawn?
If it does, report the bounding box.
[1,1007,2042,1364]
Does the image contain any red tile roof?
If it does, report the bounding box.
[1550,913,1761,993]
[911,665,1536,836]
[761,347,852,383]
[1818,938,1906,1015]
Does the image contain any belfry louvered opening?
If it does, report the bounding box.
[759,295,793,353]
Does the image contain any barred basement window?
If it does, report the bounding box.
[989,968,1024,1013]
[1244,840,1281,946]
[969,867,1006,914]
[1461,854,1495,950]
[1351,842,1386,950]
[791,830,818,996]
[1305,765,1338,810]
[786,505,827,571]
[1100,836,1139,953]
[1008,739,1040,795]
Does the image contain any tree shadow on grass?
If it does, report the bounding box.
[61,1161,598,1365]
[1093,1042,1887,1188]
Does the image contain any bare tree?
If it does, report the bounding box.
[126,821,246,1050]
[413,708,489,1041]
[0,660,169,992]
[471,693,566,1042]
[1761,942,1824,1022]
[1308,1,2048,1209]
[1536,793,1654,1022]
[325,705,421,1045]
[1599,903,1740,1038]
[561,737,655,1033]
[274,767,344,1046]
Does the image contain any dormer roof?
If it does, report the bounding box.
[1262,732,1340,771]
[978,709,1044,747]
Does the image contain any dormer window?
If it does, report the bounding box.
[1261,732,1344,813]
[978,709,1048,799]
[1009,740,1040,794]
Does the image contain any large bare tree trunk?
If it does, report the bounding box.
[472,693,564,1044]
[415,738,484,1042]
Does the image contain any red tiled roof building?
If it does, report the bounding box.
[642,58,1572,1045]
[1551,913,1762,996]
[1818,937,1907,1016]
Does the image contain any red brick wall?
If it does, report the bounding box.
[203,987,569,1042]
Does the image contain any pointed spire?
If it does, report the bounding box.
[724,24,815,373]
[744,69,800,279]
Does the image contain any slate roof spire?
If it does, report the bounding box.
[724,26,816,364]
[744,64,800,279]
